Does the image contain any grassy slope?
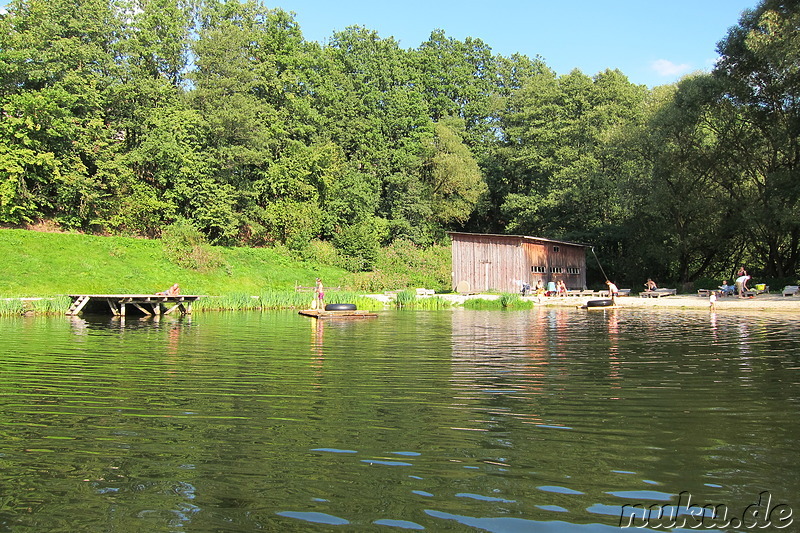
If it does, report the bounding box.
[0,229,348,297]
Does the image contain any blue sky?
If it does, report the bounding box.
[1,0,758,87]
[275,0,758,87]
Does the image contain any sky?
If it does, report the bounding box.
[274,0,758,87]
[0,0,759,87]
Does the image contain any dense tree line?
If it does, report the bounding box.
[1,0,798,284]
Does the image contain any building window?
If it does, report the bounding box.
[566,267,581,275]
[549,267,563,274]
[531,266,546,273]
[553,246,560,252]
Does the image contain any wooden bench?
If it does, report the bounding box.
[743,285,769,297]
[782,285,800,296]
[640,289,677,298]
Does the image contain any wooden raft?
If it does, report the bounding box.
[298,309,377,319]
[67,294,202,316]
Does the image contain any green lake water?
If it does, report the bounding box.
[0,308,797,532]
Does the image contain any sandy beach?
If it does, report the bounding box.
[586,293,800,311]
[405,292,800,312]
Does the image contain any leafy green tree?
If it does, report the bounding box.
[189,0,335,245]
[0,0,125,228]
[412,30,497,146]
[494,69,646,241]
[620,76,741,283]
[323,26,437,244]
[422,117,486,226]
[714,0,800,277]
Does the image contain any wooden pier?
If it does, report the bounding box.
[298,309,377,319]
[67,294,202,316]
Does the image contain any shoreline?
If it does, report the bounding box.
[425,292,800,312]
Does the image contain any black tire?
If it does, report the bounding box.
[586,299,614,308]
[325,303,357,311]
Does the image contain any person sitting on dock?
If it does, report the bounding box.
[644,278,657,291]
[157,283,180,296]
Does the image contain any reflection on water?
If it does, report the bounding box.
[0,308,797,532]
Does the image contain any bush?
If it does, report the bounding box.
[332,221,380,271]
[161,219,226,272]
[373,239,451,290]
[347,270,413,293]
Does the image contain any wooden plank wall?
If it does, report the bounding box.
[451,234,587,292]
[522,240,587,290]
[451,234,524,292]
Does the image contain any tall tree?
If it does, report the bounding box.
[324,26,436,245]
[714,0,800,277]
[621,76,741,283]
[189,0,336,246]
[0,0,125,228]
[412,30,497,147]
[493,69,647,242]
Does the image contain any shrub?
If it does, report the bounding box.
[161,219,226,272]
[347,270,413,293]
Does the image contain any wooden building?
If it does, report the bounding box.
[449,232,588,293]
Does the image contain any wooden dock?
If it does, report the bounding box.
[298,309,377,319]
[67,294,202,316]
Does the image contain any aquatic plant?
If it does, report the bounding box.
[499,293,520,308]
[0,299,25,316]
[394,290,417,308]
[0,296,72,316]
[463,295,535,310]
[193,291,385,312]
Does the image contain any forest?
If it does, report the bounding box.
[0,0,798,287]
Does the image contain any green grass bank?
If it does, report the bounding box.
[0,228,468,315]
[1,228,347,297]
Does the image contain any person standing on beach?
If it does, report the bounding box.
[735,274,750,297]
[709,291,717,310]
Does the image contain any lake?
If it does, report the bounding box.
[0,308,797,532]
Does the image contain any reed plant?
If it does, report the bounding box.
[193,290,386,312]
[194,293,265,312]
[0,296,72,316]
[394,290,417,308]
[408,296,452,310]
[499,293,520,308]
[463,294,535,310]
[0,299,25,316]
[391,290,452,310]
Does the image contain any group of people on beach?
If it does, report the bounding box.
[519,279,568,297]
[707,266,754,310]
[605,265,754,309]
[713,267,752,300]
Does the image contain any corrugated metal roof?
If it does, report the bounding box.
[447,232,588,248]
